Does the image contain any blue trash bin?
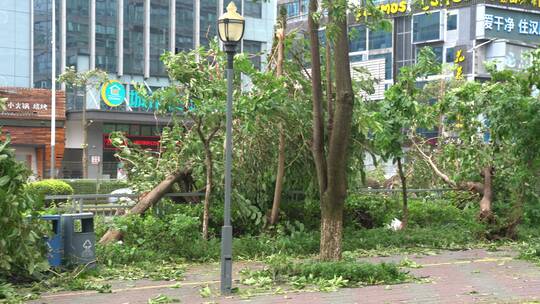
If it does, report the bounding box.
[40,215,63,267]
[62,213,96,267]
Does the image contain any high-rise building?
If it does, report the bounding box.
[279,0,540,176]
[0,0,277,178]
[279,0,540,99]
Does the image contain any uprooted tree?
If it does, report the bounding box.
[409,50,540,238]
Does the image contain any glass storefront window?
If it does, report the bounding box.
[130,124,141,136]
[369,29,392,50]
[116,124,130,133]
[103,123,116,134]
[413,11,441,43]
[141,125,153,136]
[349,25,366,52]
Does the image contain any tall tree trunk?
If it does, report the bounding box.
[270,128,286,225]
[478,166,493,220]
[325,30,334,139]
[320,2,355,261]
[202,144,213,239]
[269,21,286,226]
[397,157,408,229]
[99,170,187,244]
[308,0,327,197]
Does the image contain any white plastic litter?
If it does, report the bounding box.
[107,188,134,204]
[387,218,403,231]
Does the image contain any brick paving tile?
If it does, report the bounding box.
[29,249,540,304]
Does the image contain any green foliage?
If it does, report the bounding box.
[345,194,398,228]
[373,47,441,161]
[261,254,408,288]
[25,180,74,207]
[0,136,48,280]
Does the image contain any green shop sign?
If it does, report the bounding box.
[101,82,191,112]
[101,80,126,107]
[484,7,540,44]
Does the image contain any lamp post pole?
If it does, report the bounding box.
[221,42,236,295]
[217,2,244,294]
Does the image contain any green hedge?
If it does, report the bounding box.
[25,180,74,208]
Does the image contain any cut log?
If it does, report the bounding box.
[99,169,189,244]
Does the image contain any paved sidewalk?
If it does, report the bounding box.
[30,249,540,304]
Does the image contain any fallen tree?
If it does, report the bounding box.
[99,169,190,244]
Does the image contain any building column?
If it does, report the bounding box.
[144,0,150,78]
[30,0,34,87]
[170,0,176,53]
[117,0,124,76]
[194,0,200,50]
[89,0,96,70]
[60,0,66,89]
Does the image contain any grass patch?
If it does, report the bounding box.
[238,255,411,294]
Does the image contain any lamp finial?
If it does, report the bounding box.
[227,2,237,13]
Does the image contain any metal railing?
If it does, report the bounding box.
[45,192,205,216]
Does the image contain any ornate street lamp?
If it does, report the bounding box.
[217,2,244,295]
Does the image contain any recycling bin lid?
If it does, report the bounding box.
[40,214,62,220]
[61,212,94,218]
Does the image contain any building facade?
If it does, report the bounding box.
[280,0,540,97]
[0,87,65,178]
[0,0,276,179]
[279,0,539,176]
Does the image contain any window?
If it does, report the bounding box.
[369,29,392,50]
[176,0,193,52]
[349,25,366,52]
[245,0,262,18]
[300,0,308,14]
[103,123,116,134]
[130,124,141,136]
[369,53,392,80]
[124,0,145,75]
[350,54,365,62]
[412,11,441,43]
[285,1,299,17]
[140,125,153,136]
[200,0,217,46]
[96,0,117,73]
[116,124,130,133]
[150,0,169,77]
[445,47,455,63]
[415,45,443,67]
[447,13,457,31]
[244,40,262,70]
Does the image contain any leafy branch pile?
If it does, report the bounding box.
[0,136,47,281]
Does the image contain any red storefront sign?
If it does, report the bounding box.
[103,134,161,150]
